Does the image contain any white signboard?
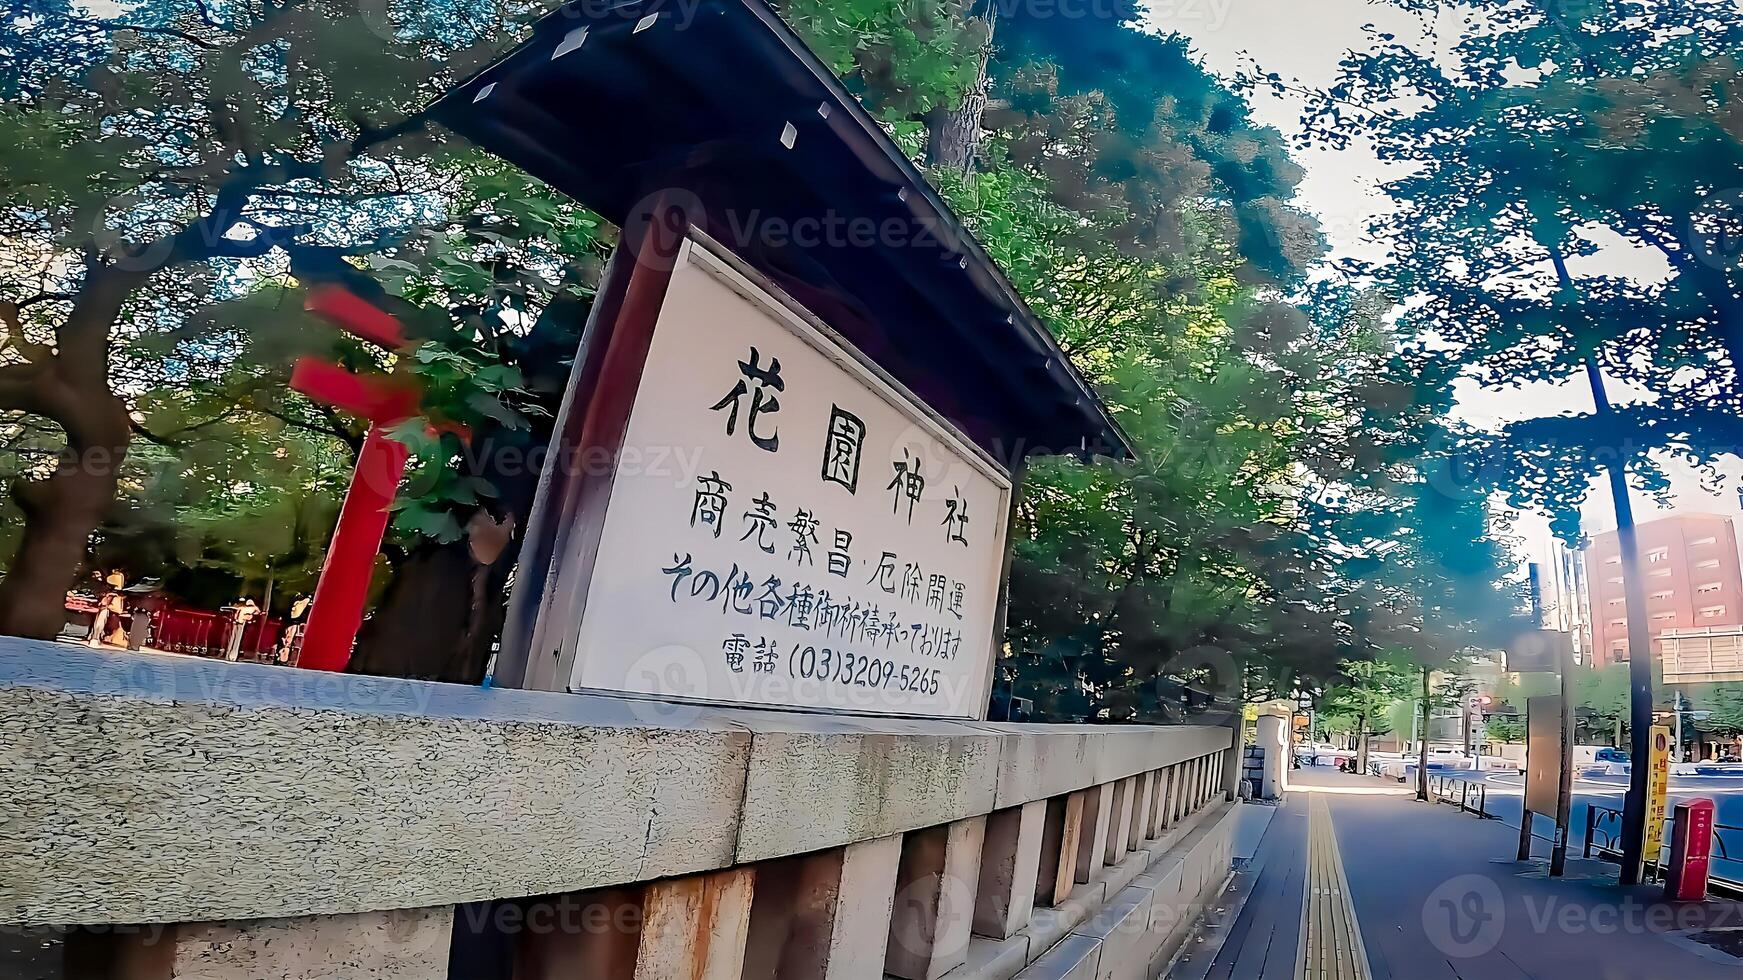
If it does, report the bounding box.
[568,237,1011,719]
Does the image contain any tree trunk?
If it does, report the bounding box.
[0,266,142,638]
[925,7,997,175]
[349,538,503,682]
[349,295,585,679]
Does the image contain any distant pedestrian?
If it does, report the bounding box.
[123,580,165,651]
[223,597,259,661]
[86,571,127,648]
[276,595,310,665]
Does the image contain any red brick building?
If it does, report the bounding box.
[1585,513,1743,666]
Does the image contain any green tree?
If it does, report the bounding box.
[1576,664,1635,746]
[1321,655,1416,773]
[1691,684,1743,738]
[0,0,571,635]
[1272,0,1743,538]
[1485,715,1526,744]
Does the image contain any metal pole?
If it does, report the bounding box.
[1417,667,1431,802]
[1673,691,1683,762]
[1463,699,1474,757]
[1552,642,1575,876]
[1586,360,1655,885]
[1518,697,1537,861]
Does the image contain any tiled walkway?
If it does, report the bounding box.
[1189,769,1743,980]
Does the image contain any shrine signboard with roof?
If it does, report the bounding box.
[565,236,1008,717]
[435,0,1129,720]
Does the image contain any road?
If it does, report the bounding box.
[1429,770,1743,882]
[1185,769,1743,980]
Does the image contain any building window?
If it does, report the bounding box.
[1650,569,1671,579]
[1612,644,1630,661]
[1609,597,1624,606]
[1700,605,1726,619]
[1692,536,1717,546]
[1698,582,1723,593]
[1648,547,1670,563]
[1608,619,1626,628]
[1605,555,1621,565]
[1651,590,1674,600]
[1608,576,1624,585]
[1652,611,1676,621]
[1697,558,1721,569]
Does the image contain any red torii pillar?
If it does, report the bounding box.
[290,287,421,672]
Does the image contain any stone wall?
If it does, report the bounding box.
[1,640,1239,979]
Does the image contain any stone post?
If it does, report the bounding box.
[973,800,1047,939]
[1146,769,1166,839]
[1074,783,1112,884]
[1256,714,1288,800]
[886,816,986,980]
[741,835,901,980]
[1051,792,1085,905]
[64,908,454,980]
[636,868,756,980]
[1127,771,1154,851]
[1102,776,1135,866]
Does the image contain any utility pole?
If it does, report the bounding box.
[1552,638,1575,876]
[1585,360,1656,886]
[1672,690,1685,762]
[1462,697,1474,757]
[1417,666,1431,802]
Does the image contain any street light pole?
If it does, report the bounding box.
[1585,360,1655,886]
[1462,697,1474,757]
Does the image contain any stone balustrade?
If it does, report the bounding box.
[1,640,1239,980]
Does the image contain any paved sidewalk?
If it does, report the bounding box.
[1188,769,1743,979]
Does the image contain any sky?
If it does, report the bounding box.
[1153,0,1743,579]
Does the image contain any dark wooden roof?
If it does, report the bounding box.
[431,0,1131,466]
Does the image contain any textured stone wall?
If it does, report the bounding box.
[0,640,1232,927]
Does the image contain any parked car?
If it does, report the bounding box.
[1294,743,1352,767]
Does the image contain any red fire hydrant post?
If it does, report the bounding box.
[289,286,419,673]
[1666,798,1715,901]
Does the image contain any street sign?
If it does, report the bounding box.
[1507,629,1573,674]
[1645,725,1672,866]
[1524,695,1563,816]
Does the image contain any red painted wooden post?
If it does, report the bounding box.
[287,288,421,673]
[295,425,410,672]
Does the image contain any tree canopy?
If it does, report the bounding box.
[1268,0,1743,542]
[0,0,1522,708]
